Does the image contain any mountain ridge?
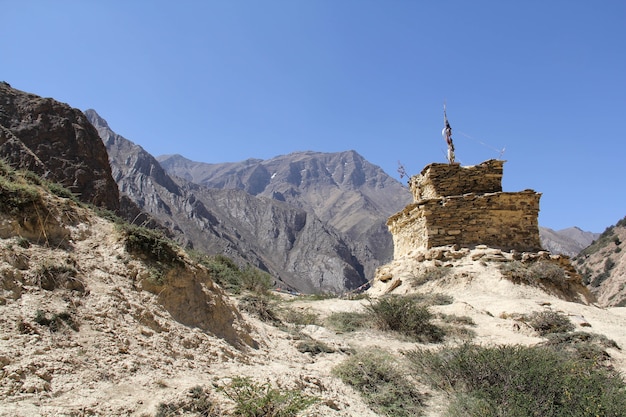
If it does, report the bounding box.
[86,110,371,294]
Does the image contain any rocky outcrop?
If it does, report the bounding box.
[0,83,119,211]
[87,110,368,293]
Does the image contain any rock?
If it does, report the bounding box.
[0,84,119,211]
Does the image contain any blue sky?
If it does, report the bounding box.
[2,1,625,232]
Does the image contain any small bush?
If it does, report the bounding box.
[45,181,78,202]
[325,311,371,333]
[543,331,621,364]
[121,223,183,265]
[280,307,319,326]
[526,310,575,336]
[500,261,569,292]
[240,265,272,294]
[407,343,626,417]
[0,175,41,214]
[34,309,79,332]
[32,262,83,292]
[220,376,317,417]
[200,254,272,294]
[367,295,445,343]
[155,385,221,417]
[333,349,425,417]
[295,338,335,355]
[411,266,450,287]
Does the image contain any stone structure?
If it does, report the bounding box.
[388,159,542,257]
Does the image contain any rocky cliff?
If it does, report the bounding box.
[86,110,368,294]
[0,83,119,211]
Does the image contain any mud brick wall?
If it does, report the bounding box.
[409,159,504,201]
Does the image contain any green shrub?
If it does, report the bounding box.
[0,175,41,214]
[526,310,575,336]
[200,254,272,294]
[407,343,626,417]
[280,307,319,326]
[543,331,620,364]
[219,376,317,417]
[500,261,569,292]
[325,311,371,332]
[45,181,78,201]
[333,349,425,417]
[367,295,445,343]
[240,265,272,294]
[121,223,183,265]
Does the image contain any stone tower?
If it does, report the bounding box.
[388,159,542,257]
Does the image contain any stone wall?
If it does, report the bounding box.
[409,159,503,201]
[389,159,542,256]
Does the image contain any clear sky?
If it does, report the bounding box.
[2,1,624,232]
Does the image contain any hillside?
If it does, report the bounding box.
[1,171,625,416]
[574,216,626,307]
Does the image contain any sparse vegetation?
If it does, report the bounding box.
[525,310,575,336]
[155,385,221,417]
[410,266,451,287]
[197,254,272,294]
[367,295,445,343]
[239,294,281,324]
[578,216,626,257]
[325,311,371,333]
[333,348,426,417]
[279,306,319,326]
[219,376,318,417]
[34,309,79,332]
[121,223,183,265]
[407,343,626,417]
[32,261,83,292]
[500,260,571,294]
[0,167,42,214]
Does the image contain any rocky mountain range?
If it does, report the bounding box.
[86,110,384,294]
[539,226,600,257]
[2,82,626,416]
[157,151,411,262]
[0,82,611,296]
